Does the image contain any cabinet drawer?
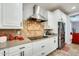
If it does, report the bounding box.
[33,51,46,56]
[8,46,20,53]
[8,51,21,56]
[33,39,51,55]
[33,49,50,56]
[8,43,32,53]
[24,48,32,56]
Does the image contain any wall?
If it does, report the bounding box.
[65,16,72,44]
[23,3,34,20]
[72,22,79,33]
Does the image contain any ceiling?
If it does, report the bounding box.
[24,3,79,14]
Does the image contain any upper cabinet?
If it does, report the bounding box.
[48,11,58,33]
[53,9,67,22]
[0,3,23,29]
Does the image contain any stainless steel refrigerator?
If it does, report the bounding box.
[58,22,65,49]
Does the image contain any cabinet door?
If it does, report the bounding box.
[50,37,58,52]
[23,43,32,56]
[32,39,53,56]
[48,11,58,33]
[53,37,58,50]
[2,3,22,29]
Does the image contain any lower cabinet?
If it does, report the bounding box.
[8,43,32,56]
[32,37,58,56]
[50,37,58,51]
[0,36,58,56]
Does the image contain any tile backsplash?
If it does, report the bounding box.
[21,19,44,38]
[0,29,17,36]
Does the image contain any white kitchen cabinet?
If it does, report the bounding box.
[8,43,32,56]
[23,48,32,56]
[8,51,21,56]
[50,37,58,51]
[48,11,58,33]
[7,45,21,56]
[23,43,32,56]
[32,37,58,56]
[0,3,23,29]
[32,39,51,56]
[0,36,58,56]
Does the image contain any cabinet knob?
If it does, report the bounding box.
[23,51,24,56]
[20,52,22,56]
[4,51,5,56]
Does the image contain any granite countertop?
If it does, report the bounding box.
[0,39,31,49]
[0,35,57,50]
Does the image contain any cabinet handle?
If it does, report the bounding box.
[20,47,25,49]
[23,51,24,56]
[4,51,5,56]
[20,51,24,56]
[41,45,45,48]
[20,52,22,56]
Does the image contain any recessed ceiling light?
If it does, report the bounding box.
[72,6,76,9]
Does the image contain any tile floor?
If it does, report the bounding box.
[48,43,79,56]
